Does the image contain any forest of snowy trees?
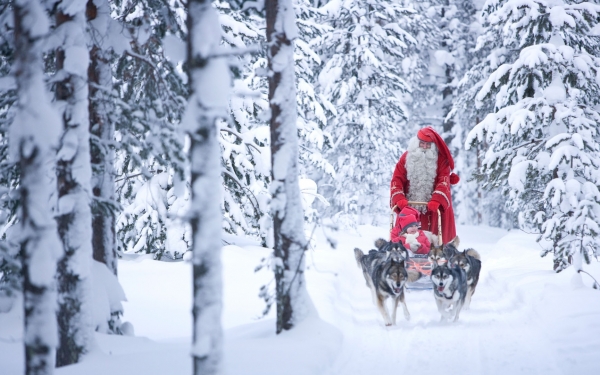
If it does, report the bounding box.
[1,0,600,373]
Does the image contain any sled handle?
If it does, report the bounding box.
[390,202,443,244]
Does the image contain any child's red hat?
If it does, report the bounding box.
[399,206,420,221]
[397,213,419,232]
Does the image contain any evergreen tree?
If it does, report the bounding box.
[87,0,120,276]
[316,0,437,224]
[117,171,190,260]
[294,0,334,181]
[12,0,63,373]
[217,1,271,244]
[428,0,477,141]
[266,0,310,333]
[217,0,332,243]
[466,0,600,271]
[435,0,496,226]
[185,0,230,372]
[85,0,130,334]
[0,2,19,301]
[52,0,95,365]
[111,0,189,259]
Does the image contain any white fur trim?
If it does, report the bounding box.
[433,190,450,206]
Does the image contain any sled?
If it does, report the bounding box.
[390,201,442,290]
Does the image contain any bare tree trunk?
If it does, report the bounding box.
[54,1,94,366]
[13,1,63,373]
[185,1,230,374]
[86,0,118,276]
[266,0,309,334]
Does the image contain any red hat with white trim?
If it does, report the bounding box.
[417,126,454,170]
[417,126,460,184]
[398,214,419,232]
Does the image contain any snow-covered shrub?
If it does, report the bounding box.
[91,260,128,334]
[117,172,190,260]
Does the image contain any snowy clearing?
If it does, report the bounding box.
[1,224,599,374]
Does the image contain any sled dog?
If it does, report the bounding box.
[428,236,462,266]
[447,248,481,310]
[431,263,468,322]
[354,239,420,326]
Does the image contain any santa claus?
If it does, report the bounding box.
[390,127,459,244]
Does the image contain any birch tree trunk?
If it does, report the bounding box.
[185,1,230,374]
[12,1,63,373]
[86,0,118,277]
[54,0,94,366]
[265,0,309,333]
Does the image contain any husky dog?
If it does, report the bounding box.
[356,239,405,285]
[431,263,467,322]
[447,246,481,310]
[354,239,420,326]
[428,236,460,266]
[428,244,448,266]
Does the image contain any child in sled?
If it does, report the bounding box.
[390,206,437,255]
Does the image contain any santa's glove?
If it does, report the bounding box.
[427,200,440,213]
[395,198,408,212]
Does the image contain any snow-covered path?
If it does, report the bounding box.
[307,225,600,375]
[3,225,600,375]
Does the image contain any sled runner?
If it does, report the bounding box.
[390,201,442,290]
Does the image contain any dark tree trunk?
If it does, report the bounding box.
[54,6,94,367]
[13,2,62,373]
[87,0,118,276]
[266,0,309,334]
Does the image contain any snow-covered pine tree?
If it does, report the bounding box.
[117,170,191,260]
[466,0,600,271]
[184,0,230,372]
[87,0,119,276]
[316,0,437,225]
[11,0,63,373]
[266,0,310,333]
[216,1,272,244]
[294,0,334,183]
[432,0,492,226]
[218,0,332,244]
[86,0,131,334]
[398,1,441,132]
[427,0,477,142]
[52,0,95,365]
[111,0,189,260]
[447,0,515,229]
[0,3,20,301]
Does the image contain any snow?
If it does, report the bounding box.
[15,0,49,38]
[434,49,455,66]
[64,45,90,77]
[59,0,86,16]
[91,260,127,332]
[543,70,566,105]
[2,224,600,374]
[163,34,186,63]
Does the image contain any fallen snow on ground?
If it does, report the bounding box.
[1,225,600,374]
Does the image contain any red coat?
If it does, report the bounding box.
[390,152,456,244]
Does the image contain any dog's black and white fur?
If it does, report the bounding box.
[354,239,420,326]
[444,238,481,310]
[431,262,468,322]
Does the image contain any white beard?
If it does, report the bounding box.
[405,137,438,212]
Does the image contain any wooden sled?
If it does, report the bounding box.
[390,201,442,290]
